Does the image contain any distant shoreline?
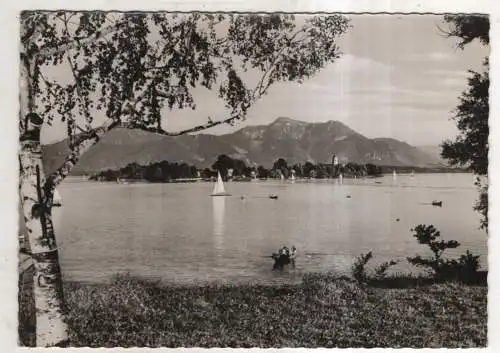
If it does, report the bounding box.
[80,171,472,184]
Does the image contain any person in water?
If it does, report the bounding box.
[272,245,290,270]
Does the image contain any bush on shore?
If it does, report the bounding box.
[351,225,485,286]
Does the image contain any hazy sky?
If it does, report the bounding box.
[40,14,489,146]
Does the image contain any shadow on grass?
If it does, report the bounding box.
[364,271,488,289]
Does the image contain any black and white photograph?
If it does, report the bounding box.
[17,9,489,348]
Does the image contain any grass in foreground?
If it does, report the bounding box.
[19,271,487,348]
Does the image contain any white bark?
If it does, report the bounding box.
[19,142,69,347]
[20,54,69,347]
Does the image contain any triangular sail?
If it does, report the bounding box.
[212,171,226,195]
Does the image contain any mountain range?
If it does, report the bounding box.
[42,117,444,175]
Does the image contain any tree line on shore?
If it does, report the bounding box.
[89,154,466,182]
[88,154,390,182]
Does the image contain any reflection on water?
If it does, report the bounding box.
[57,174,488,285]
[212,196,226,256]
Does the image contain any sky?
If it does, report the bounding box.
[40,14,489,146]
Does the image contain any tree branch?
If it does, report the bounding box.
[253,28,306,98]
[124,111,247,136]
[44,108,246,193]
[44,119,121,193]
[35,22,124,60]
[63,15,93,137]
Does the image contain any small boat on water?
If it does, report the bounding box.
[432,200,443,207]
[269,194,278,200]
[211,171,231,197]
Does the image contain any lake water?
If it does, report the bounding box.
[55,174,487,285]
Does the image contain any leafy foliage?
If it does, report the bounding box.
[474,188,488,230]
[374,260,399,280]
[443,14,489,49]
[441,68,489,176]
[21,11,350,141]
[407,225,482,283]
[90,161,199,182]
[351,252,399,283]
[351,251,373,283]
[272,158,289,177]
[407,225,460,275]
[365,163,383,177]
[211,154,248,178]
[440,15,489,231]
[457,250,481,283]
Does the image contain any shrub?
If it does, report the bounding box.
[407,225,481,283]
[407,224,460,276]
[458,250,481,283]
[374,260,399,280]
[352,251,373,283]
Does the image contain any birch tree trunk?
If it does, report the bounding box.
[19,55,69,347]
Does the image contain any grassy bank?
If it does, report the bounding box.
[19,271,486,348]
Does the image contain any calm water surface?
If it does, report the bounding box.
[55,174,487,285]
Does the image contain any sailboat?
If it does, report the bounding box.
[211,171,231,196]
[339,173,343,185]
[290,173,296,182]
[53,188,63,207]
[410,170,415,178]
[393,169,397,181]
[251,170,257,181]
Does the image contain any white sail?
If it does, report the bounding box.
[339,173,343,185]
[53,188,63,207]
[290,174,296,181]
[213,172,225,194]
[393,170,397,180]
[211,171,230,196]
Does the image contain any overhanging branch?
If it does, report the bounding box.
[35,22,124,59]
[124,112,245,136]
[44,119,121,194]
